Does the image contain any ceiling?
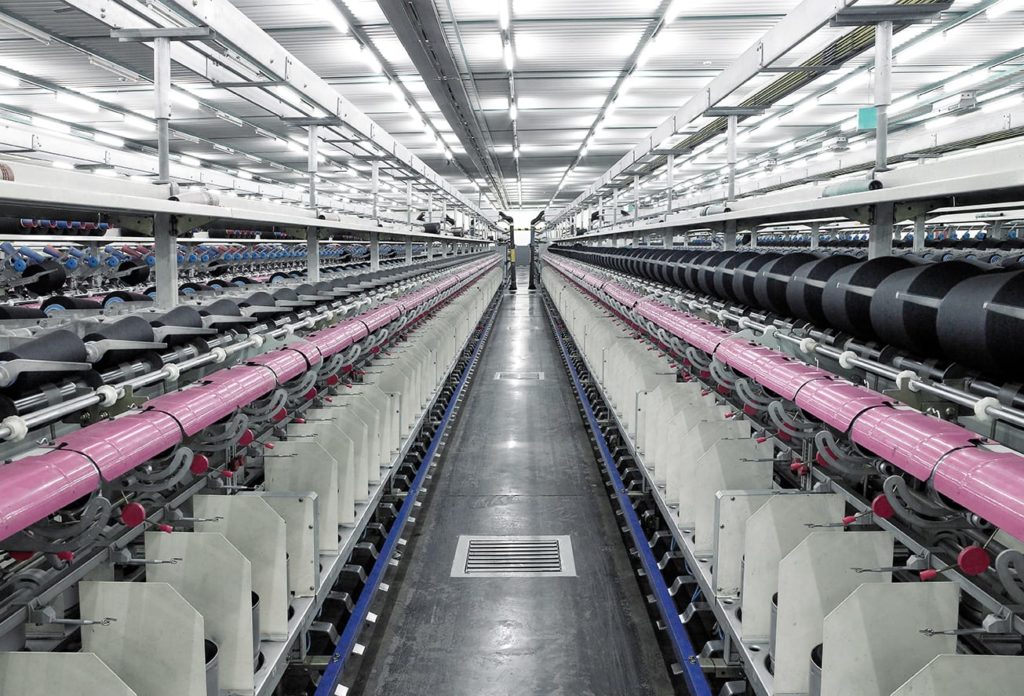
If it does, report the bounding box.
[0,1,1022,221]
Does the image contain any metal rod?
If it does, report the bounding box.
[874,20,893,175]
[727,114,738,201]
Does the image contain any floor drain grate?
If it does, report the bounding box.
[450,535,576,578]
[493,371,545,380]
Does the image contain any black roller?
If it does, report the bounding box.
[41,295,103,313]
[712,251,760,302]
[118,258,151,286]
[732,253,781,307]
[937,270,1024,379]
[820,256,917,340]
[84,316,157,366]
[0,329,89,388]
[785,255,860,326]
[103,291,153,307]
[22,260,67,296]
[753,252,820,315]
[180,282,216,295]
[0,305,46,320]
[870,260,989,355]
[239,292,277,308]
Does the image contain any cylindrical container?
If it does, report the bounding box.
[769,592,779,663]
[252,592,261,669]
[205,639,220,696]
[809,644,824,696]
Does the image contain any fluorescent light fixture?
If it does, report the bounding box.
[499,1,510,30]
[317,0,349,32]
[665,0,684,24]
[121,114,151,131]
[898,32,947,62]
[51,159,74,170]
[925,115,957,130]
[509,102,518,120]
[238,170,254,180]
[943,69,986,94]
[513,147,520,159]
[88,56,139,82]
[33,117,70,135]
[94,167,118,177]
[359,44,382,73]
[288,140,304,153]
[0,72,20,89]
[981,92,1024,112]
[171,90,200,110]
[94,133,124,148]
[56,91,99,113]
[790,99,815,117]
[988,0,1024,18]
[503,42,515,70]
[180,155,201,166]
[778,141,796,154]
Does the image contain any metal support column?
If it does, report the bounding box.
[990,219,1007,241]
[612,189,619,228]
[869,202,895,259]
[153,36,177,309]
[441,200,448,231]
[723,221,737,250]
[727,115,738,201]
[369,231,380,271]
[404,235,413,264]
[371,161,381,224]
[874,20,893,175]
[913,214,926,252]
[633,175,640,225]
[599,196,606,229]
[406,181,414,230]
[306,124,320,283]
[427,194,434,223]
[750,231,758,249]
[662,231,672,249]
[810,221,820,250]
[666,154,675,219]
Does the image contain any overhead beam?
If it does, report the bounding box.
[377,0,508,208]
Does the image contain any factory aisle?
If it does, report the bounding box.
[352,270,674,696]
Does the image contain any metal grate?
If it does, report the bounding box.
[493,371,545,380]
[450,535,576,578]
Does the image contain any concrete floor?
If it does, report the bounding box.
[352,270,674,696]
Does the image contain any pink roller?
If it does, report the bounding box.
[57,411,182,480]
[933,445,1024,540]
[202,366,278,407]
[0,449,99,541]
[759,361,830,401]
[850,405,982,482]
[795,379,892,431]
[605,284,642,308]
[361,305,401,333]
[309,321,368,358]
[247,350,308,383]
[146,383,247,436]
[285,339,323,367]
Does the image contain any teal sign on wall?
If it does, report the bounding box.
[857,106,878,130]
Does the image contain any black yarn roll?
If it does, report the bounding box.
[240,292,276,308]
[118,258,151,286]
[201,299,242,317]
[272,288,300,303]
[937,270,1024,379]
[683,251,719,293]
[870,260,989,355]
[821,256,916,339]
[695,251,732,296]
[180,282,216,294]
[0,329,89,388]
[785,255,860,326]
[103,291,153,306]
[230,277,255,286]
[23,259,67,296]
[731,253,781,307]
[0,305,46,320]
[752,252,820,315]
[713,251,760,302]
[41,295,103,313]
[151,305,204,329]
[84,316,155,344]
[84,316,157,366]
[293,283,317,297]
